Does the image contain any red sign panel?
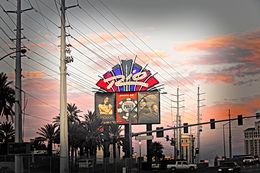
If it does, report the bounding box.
[116,92,138,124]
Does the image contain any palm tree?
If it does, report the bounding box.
[0,122,15,154]
[0,72,15,121]
[83,111,102,158]
[151,141,164,163]
[0,121,15,143]
[109,123,122,159]
[67,103,82,123]
[53,103,82,125]
[31,137,47,150]
[36,123,59,155]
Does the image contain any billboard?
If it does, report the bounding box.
[95,92,116,123]
[116,92,138,125]
[138,91,160,124]
[95,59,162,125]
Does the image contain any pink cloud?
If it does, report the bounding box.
[202,95,260,121]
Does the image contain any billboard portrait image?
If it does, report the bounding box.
[138,91,160,124]
[116,92,138,125]
[95,92,116,123]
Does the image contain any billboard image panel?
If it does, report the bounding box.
[116,92,138,125]
[138,91,160,124]
[95,92,116,123]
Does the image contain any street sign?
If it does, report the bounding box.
[135,135,153,141]
[8,142,31,155]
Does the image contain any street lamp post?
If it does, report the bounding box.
[0,49,27,61]
[1,48,27,173]
[139,140,141,171]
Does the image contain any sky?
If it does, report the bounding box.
[0,0,260,162]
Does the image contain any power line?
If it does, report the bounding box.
[96,0,196,88]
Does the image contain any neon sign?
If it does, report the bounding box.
[96,59,160,92]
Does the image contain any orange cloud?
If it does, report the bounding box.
[202,95,260,121]
[173,35,235,51]
[190,72,234,84]
[172,30,260,85]
[23,71,45,79]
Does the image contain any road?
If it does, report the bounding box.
[143,164,260,173]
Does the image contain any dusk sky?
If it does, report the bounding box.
[1,0,260,163]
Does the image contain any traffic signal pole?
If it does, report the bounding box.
[228,109,232,158]
[133,115,257,136]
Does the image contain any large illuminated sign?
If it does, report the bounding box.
[96,59,160,92]
[95,59,161,124]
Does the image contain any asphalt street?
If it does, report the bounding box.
[141,164,260,173]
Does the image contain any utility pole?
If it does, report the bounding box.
[60,0,68,172]
[59,1,77,172]
[196,86,205,163]
[172,88,184,159]
[228,109,232,159]
[15,1,22,172]
[170,101,176,159]
[5,1,32,172]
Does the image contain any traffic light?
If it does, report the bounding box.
[195,148,199,154]
[156,127,164,138]
[166,135,170,141]
[237,115,243,125]
[210,119,215,129]
[183,123,188,133]
[170,138,175,146]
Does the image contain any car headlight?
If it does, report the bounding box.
[218,168,222,171]
[228,168,233,171]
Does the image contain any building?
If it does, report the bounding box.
[181,134,195,163]
[244,120,260,156]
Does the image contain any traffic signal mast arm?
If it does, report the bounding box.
[132,115,256,136]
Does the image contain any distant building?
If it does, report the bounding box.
[244,120,260,156]
[181,134,195,163]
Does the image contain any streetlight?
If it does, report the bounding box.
[0,49,27,61]
[139,140,142,171]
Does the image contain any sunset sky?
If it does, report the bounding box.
[1,0,260,163]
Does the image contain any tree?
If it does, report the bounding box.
[108,123,122,159]
[67,103,82,123]
[53,103,82,125]
[0,73,15,121]
[0,121,15,143]
[83,111,102,158]
[151,141,164,163]
[31,137,47,151]
[0,122,15,154]
[36,123,59,155]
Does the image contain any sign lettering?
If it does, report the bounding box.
[104,71,148,90]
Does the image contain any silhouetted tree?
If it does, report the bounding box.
[151,141,164,163]
[0,122,15,154]
[0,73,15,121]
[36,123,59,155]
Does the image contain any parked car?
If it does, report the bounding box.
[242,156,255,165]
[253,156,260,163]
[218,162,240,173]
[167,161,197,172]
